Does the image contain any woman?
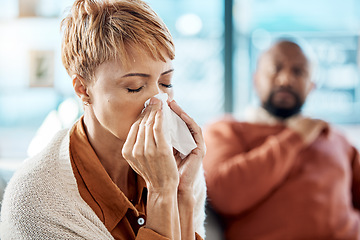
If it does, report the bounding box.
[0,0,206,239]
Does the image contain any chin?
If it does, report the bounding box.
[263,103,302,119]
[273,100,296,110]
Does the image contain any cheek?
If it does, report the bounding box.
[111,98,144,124]
[92,95,145,139]
[127,102,146,122]
[257,80,272,101]
[165,88,174,101]
[295,82,308,99]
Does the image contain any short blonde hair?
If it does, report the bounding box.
[61,0,175,81]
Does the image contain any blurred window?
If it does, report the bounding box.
[0,0,224,159]
[149,0,224,126]
[234,0,360,124]
[2,0,360,160]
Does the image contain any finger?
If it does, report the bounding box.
[146,97,162,127]
[173,149,182,167]
[126,159,141,176]
[153,109,168,147]
[169,100,199,135]
[132,105,153,158]
[122,120,140,160]
[141,97,161,128]
[168,100,205,154]
[183,121,205,157]
[123,104,151,159]
[137,101,152,122]
[168,100,184,118]
[144,101,162,153]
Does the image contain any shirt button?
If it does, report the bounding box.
[137,217,145,226]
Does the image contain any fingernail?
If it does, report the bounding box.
[167,99,175,106]
[150,97,158,105]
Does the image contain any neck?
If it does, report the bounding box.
[245,106,303,125]
[83,111,131,184]
[245,107,285,125]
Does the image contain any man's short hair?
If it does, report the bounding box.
[61,0,175,81]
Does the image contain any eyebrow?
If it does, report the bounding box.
[161,69,174,76]
[121,68,174,78]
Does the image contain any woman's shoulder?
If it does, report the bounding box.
[1,128,81,232]
[2,128,75,206]
[13,128,69,177]
[0,128,114,240]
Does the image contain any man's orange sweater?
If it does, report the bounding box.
[203,114,360,240]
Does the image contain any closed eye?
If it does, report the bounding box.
[127,86,144,93]
[160,83,173,88]
[293,67,305,77]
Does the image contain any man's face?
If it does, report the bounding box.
[254,42,313,119]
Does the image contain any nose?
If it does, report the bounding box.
[147,84,164,99]
[146,82,174,102]
[275,69,294,87]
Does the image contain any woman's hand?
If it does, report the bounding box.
[169,100,205,240]
[123,97,181,240]
[122,97,179,190]
[168,100,206,194]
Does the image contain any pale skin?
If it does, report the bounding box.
[72,45,204,240]
[254,41,328,145]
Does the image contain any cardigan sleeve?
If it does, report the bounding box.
[203,120,305,215]
[192,165,207,238]
[0,174,115,240]
[1,130,115,240]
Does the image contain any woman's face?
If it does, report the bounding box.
[87,46,174,140]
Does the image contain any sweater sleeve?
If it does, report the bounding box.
[351,146,360,210]
[1,130,115,240]
[0,173,114,240]
[192,165,207,238]
[203,120,304,215]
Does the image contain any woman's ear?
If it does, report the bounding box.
[72,74,91,105]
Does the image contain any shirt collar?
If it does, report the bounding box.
[70,117,147,232]
[244,107,301,125]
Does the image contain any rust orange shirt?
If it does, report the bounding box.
[69,118,203,240]
[69,118,166,240]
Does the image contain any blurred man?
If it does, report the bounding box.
[203,40,360,240]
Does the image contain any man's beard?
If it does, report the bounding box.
[262,88,303,119]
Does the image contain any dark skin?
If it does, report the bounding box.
[254,41,313,111]
[254,41,328,145]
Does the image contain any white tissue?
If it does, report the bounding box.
[144,93,197,159]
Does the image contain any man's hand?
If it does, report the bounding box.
[285,115,328,146]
